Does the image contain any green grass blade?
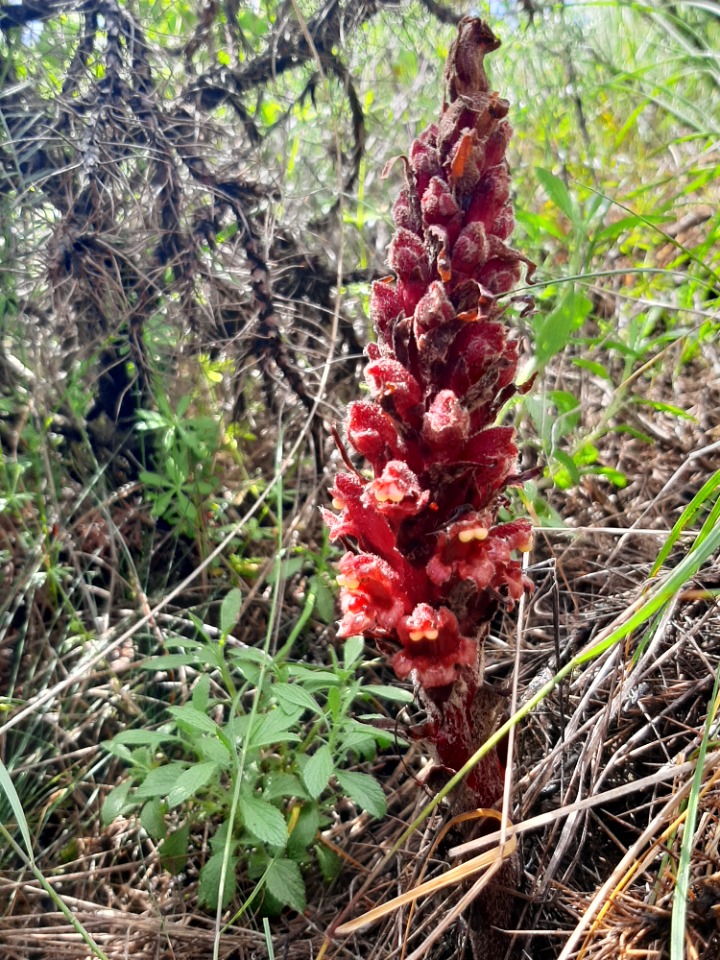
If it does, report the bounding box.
[0,759,33,858]
[651,469,720,575]
[669,660,720,960]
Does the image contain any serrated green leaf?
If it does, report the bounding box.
[167,761,220,808]
[240,794,288,848]
[196,734,232,766]
[166,704,221,737]
[140,799,167,840]
[334,770,386,819]
[198,850,238,910]
[263,772,308,802]
[101,780,134,825]
[136,763,188,800]
[248,708,302,749]
[302,744,334,799]
[264,858,306,913]
[159,823,190,875]
[339,730,377,759]
[273,682,321,715]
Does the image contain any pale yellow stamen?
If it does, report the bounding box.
[336,575,359,590]
[458,526,488,543]
[375,489,404,503]
[332,498,344,510]
[409,628,439,643]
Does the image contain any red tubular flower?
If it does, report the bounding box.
[325,18,533,811]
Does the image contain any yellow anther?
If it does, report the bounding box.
[458,526,488,543]
[409,628,439,642]
[332,498,345,510]
[375,490,404,503]
[337,575,360,590]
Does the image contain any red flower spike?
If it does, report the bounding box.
[326,21,535,878]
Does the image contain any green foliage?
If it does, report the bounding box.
[102,589,409,913]
[137,389,223,539]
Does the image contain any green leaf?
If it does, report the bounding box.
[263,772,308,802]
[339,730,377,759]
[192,674,211,713]
[240,794,289,848]
[167,761,220,808]
[248,708,302,748]
[535,167,576,222]
[140,799,167,840]
[159,823,190,876]
[589,466,628,488]
[310,574,335,624]
[534,290,593,372]
[552,450,581,486]
[238,8,269,36]
[287,804,320,859]
[136,763,188,800]
[302,745,334,799]
[632,397,695,420]
[220,587,244,636]
[196,735,232,766]
[358,684,414,703]
[137,653,206,670]
[326,686,342,721]
[266,555,304,585]
[264,858,306,913]
[166,704,222,737]
[110,730,177,748]
[101,781,134,826]
[315,843,342,883]
[571,357,612,380]
[198,850,238,910]
[595,213,670,246]
[273,682,320,715]
[334,770,386,819]
[343,635,364,669]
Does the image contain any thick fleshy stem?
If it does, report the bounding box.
[325,17,534,951]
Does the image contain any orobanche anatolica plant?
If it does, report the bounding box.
[324,17,533,942]
[325,15,533,806]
